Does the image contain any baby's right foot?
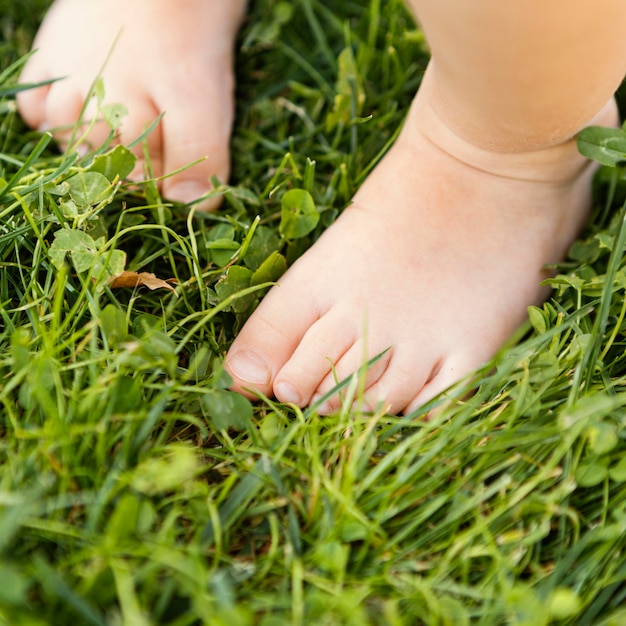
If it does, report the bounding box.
[225,68,619,415]
[18,0,246,209]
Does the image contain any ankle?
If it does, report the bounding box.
[407,68,619,187]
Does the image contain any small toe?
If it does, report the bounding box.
[272,311,358,407]
[403,355,483,416]
[311,339,393,414]
[359,348,441,415]
[36,82,113,153]
[41,82,86,144]
[17,57,53,129]
[16,84,51,131]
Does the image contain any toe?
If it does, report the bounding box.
[17,56,52,130]
[112,95,163,176]
[404,354,484,416]
[311,339,393,414]
[157,68,234,211]
[272,311,358,407]
[358,347,441,415]
[225,279,326,400]
[16,83,50,131]
[42,82,88,147]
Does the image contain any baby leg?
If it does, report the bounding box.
[17,0,246,210]
[225,0,626,414]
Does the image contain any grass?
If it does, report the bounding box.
[2,0,626,624]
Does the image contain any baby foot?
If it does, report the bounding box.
[17,0,246,210]
[225,68,618,415]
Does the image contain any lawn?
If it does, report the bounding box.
[2,1,626,624]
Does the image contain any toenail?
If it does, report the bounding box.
[311,394,333,414]
[355,400,375,414]
[74,143,88,158]
[274,381,302,406]
[227,350,271,386]
[316,400,334,415]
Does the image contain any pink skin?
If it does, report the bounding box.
[223,0,626,415]
[17,0,623,415]
[225,70,619,415]
[17,0,246,210]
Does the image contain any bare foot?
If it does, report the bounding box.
[225,67,618,415]
[17,0,246,210]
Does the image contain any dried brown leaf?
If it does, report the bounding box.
[108,271,177,293]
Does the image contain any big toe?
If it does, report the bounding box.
[225,278,327,402]
[157,68,234,212]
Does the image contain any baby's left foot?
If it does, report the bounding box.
[18,0,246,209]
[225,76,617,415]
